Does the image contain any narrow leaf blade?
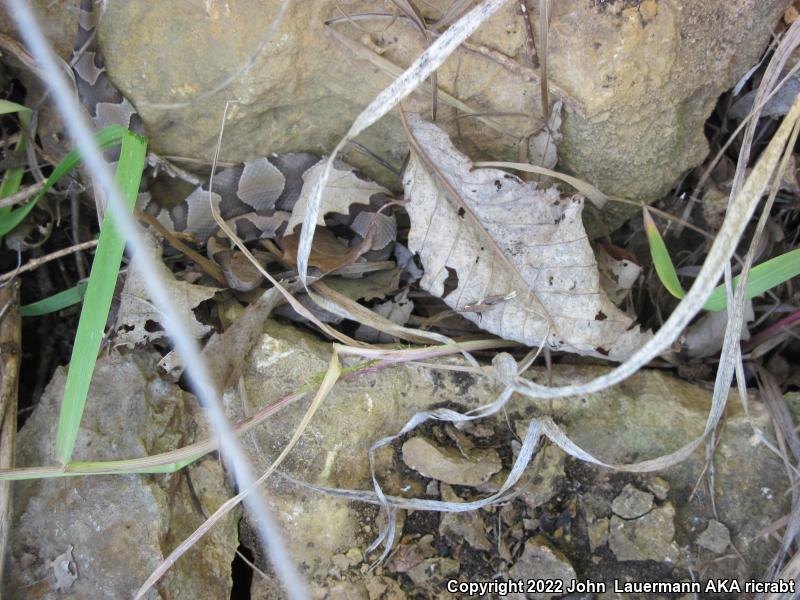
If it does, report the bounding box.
[0,125,127,237]
[20,281,90,317]
[0,109,32,215]
[643,207,686,300]
[54,129,147,464]
[704,248,800,311]
[0,99,31,115]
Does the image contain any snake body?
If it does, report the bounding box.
[71,0,393,289]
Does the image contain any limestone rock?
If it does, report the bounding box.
[224,320,787,594]
[508,537,576,600]
[611,484,655,519]
[406,558,460,589]
[402,436,502,486]
[1,0,785,222]
[584,504,610,552]
[438,485,492,551]
[696,519,732,554]
[549,0,786,227]
[6,351,236,600]
[366,576,406,600]
[609,503,680,563]
[386,534,436,575]
[646,477,670,501]
[514,434,566,510]
[7,316,792,597]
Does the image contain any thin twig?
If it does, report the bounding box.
[0,239,98,283]
[0,180,46,210]
[518,0,539,68]
[538,0,552,122]
[135,210,227,286]
[0,281,20,586]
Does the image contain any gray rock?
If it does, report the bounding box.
[324,582,370,600]
[9,317,791,597]
[223,321,788,594]
[331,547,363,573]
[552,0,785,228]
[509,537,576,600]
[406,558,460,589]
[366,576,406,600]
[611,484,655,519]
[584,504,609,552]
[609,503,680,563]
[438,485,492,551]
[696,519,732,554]
[514,437,566,510]
[6,352,236,600]
[401,436,502,486]
[425,479,439,497]
[646,477,670,501]
[1,0,784,222]
[386,534,436,575]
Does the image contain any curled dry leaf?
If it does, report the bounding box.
[49,545,77,592]
[286,161,391,234]
[402,113,651,360]
[115,238,218,348]
[528,99,562,170]
[596,245,641,307]
[279,227,371,272]
[354,288,415,343]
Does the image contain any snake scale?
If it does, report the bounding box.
[71,0,395,291]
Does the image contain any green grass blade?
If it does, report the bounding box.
[704,247,800,311]
[0,456,202,481]
[54,128,147,465]
[645,208,800,312]
[0,99,31,115]
[0,125,127,237]
[20,281,90,317]
[643,207,686,300]
[0,107,32,215]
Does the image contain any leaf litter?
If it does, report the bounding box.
[402,112,652,360]
[15,1,800,596]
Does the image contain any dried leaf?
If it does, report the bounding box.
[528,99,562,169]
[403,113,651,360]
[286,162,389,233]
[684,302,754,359]
[201,287,287,391]
[354,289,414,343]
[596,245,641,306]
[115,241,218,348]
[280,227,371,272]
[49,546,77,591]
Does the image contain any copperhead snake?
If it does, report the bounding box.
[71,0,396,292]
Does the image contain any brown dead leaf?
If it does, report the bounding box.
[402,113,651,360]
[280,227,372,272]
[115,238,218,348]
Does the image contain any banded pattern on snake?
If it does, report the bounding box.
[71,0,396,290]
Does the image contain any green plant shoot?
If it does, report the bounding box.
[643,207,800,311]
[54,128,147,465]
